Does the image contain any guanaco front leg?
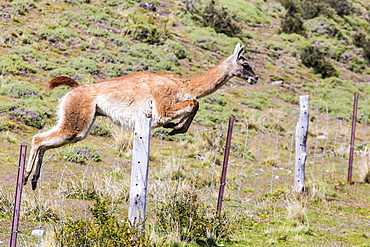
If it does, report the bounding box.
[162,100,199,135]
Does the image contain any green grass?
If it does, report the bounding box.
[1,0,370,245]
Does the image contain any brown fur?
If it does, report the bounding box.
[48,76,79,90]
[24,43,258,190]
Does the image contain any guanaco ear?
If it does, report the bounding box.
[233,43,244,60]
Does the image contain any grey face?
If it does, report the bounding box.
[236,56,259,84]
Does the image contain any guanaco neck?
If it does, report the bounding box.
[183,57,234,99]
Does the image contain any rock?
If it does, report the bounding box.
[271,80,284,85]
[138,2,156,12]
[32,229,45,238]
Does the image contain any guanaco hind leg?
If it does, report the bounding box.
[24,93,97,189]
[24,129,91,190]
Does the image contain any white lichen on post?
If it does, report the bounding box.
[294,95,309,193]
[128,118,152,229]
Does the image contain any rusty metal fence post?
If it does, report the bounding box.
[347,92,359,185]
[217,117,234,215]
[10,144,27,247]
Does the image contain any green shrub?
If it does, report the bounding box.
[9,98,53,129]
[124,13,171,44]
[37,27,75,44]
[353,32,370,62]
[55,197,147,246]
[281,14,305,35]
[348,55,366,73]
[9,0,36,16]
[156,194,230,243]
[50,67,82,81]
[196,95,239,126]
[326,0,354,16]
[218,0,270,25]
[69,57,99,74]
[0,102,9,113]
[37,60,58,71]
[164,39,191,60]
[186,0,241,37]
[10,46,43,61]
[0,116,18,132]
[0,54,38,75]
[304,17,343,39]
[279,0,353,35]
[64,145,102,164]
[241,92,271,110]
[119,43,182,73]
[102,63,122,77]
[300,45,338,78]
[90,122,112,137]
[0,81,41,98]
[187,26,242,55]
[60,11,91,28]
[63,0,91,6]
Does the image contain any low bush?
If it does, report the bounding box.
[9,98,53,128]
[0,80,42,98]
[69,57,99,74]
[90,122,112,137]
[217,0,270,26]
[279,0,353,36]
[55,197,147,246]
[155,194,230,244]
[102,63,123,78]
[353,32,370,62]
[242,92,272,110]
[64,145,102,164]
[49,67,82,81]
[0,54,38,75]
[300,45,338,78]
[118,42,183,74]
[37,27,76,44]
[304,17,343,39]
[10,46,43,61]
[187,0,241,37]
[196,95,240,126]
[186,26,242,55]
[123,13,171,44]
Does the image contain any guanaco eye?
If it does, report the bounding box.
[242,64,251,70]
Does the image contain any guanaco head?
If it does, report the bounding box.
[230,43,259,84]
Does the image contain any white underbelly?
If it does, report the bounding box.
[96,96,153,128]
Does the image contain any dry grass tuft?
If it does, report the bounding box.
[0,188,13,213]
[60,169,130,203]
[21,192,60,222]
[285,199,308,224]
[111,125,133,155]
[40,229,57,247]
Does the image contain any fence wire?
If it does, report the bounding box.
[0,97,369,246]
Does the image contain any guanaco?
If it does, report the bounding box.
[24,43,258,189]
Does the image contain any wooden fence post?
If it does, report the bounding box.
[128,118,152,229]
[294,95,309,193]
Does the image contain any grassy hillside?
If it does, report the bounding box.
[1,0,370,134]
[1,0,370,246]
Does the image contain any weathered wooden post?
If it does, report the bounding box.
[128,118,152,229]
[294,95,309,193]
